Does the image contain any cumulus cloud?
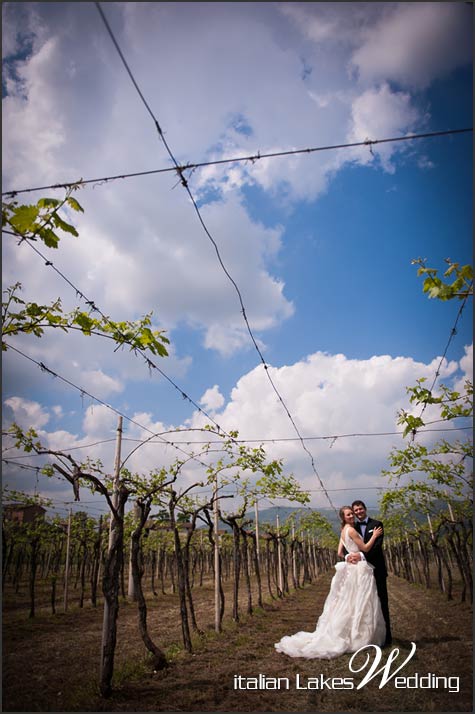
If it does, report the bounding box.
[459,343,473,380]
[212,350,459,437]
[351,3,472,89]
[79,369,123,398]
[3,344,471,507]
[200,385,225,413]
[345,83,421,172]
[186,348,467,505]
[82,404,119,437]
[3,3,470,361]
[4,396,50,429]
[2,37,66,185]
[453,343,473,393]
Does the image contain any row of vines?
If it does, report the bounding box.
[380,372,473,602]
[384,508,472,602]
[2,423,340,695]
[2,509,336,621]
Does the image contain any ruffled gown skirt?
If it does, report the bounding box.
[275,560,386,659]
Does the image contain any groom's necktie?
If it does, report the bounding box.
[359,519,368,538]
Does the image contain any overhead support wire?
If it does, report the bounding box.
[2,342,212,470]
[2,422,471,460]
[418,287,473,422]
[2,127,472,197]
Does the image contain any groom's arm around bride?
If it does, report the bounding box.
[352,500,392,647]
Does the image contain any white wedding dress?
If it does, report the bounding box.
[275,525,386,659]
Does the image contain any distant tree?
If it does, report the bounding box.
[2,490,53,618]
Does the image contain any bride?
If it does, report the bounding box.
[275,506,386,659]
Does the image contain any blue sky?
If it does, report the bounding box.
[2,2,473,520]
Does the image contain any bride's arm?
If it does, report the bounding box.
[337,537,345,558]
[347,525,383,553]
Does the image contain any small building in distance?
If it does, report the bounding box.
[3,503,46,525]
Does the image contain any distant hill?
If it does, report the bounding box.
[197,502,450,534]
[204,505,342,534]
[244,505,341,534]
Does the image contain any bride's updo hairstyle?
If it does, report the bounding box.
[339,506,352,530]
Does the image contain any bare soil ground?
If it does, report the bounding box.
[3,573,472,713]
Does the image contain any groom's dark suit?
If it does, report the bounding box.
[355,517,392,646]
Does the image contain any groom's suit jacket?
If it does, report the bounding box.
[355,517,388,578]
[356,516,392,642]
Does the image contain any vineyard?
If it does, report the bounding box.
[3,480,473,712]
[2,522,473,712]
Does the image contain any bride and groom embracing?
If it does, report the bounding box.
[275,500,392,659]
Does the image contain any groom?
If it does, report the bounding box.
[348,500,392,646]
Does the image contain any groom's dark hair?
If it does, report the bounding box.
[351,500,367,509]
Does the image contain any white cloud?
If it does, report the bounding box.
[3,180,294,358]
[4,396,50,429]
[82,404,119,437]
[2,3,49,69]
[118,412,180,475]
[417,156,435,171]
[203,324,253,357]
[460,344,473,381]
[2,37,66,185]
[453,344,473,393]
[215,350,458,438]
[346,83,421,172]
[3,3,469,361]
[4,345,471,507]
[42,429,81,452]
[200,385,225,413]
[351,3,472,89]
[280,3,388,49]
[79,369,123,398]
[187,348,465,505]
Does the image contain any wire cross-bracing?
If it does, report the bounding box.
[2,227,240,445]
[94,1,339,511]
[3,342,215,472]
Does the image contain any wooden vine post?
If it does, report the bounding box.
[127,502,140,601]
[63,508,72,612]
[214,474,221,633]
[276,513,283,596]
[254,499,260,566]
[291,522,298,587]
[100,416,124,697]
